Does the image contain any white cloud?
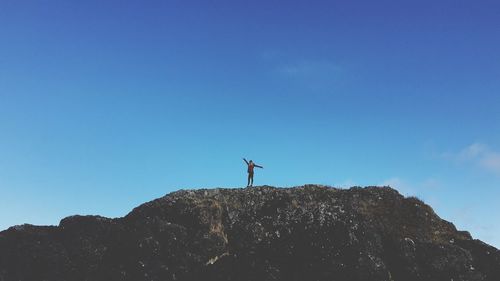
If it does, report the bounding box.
[479,152,500,174]
[421,178,441,189]
[275,60,342,91]
[278,60,340,77]
[451,206,500,249]
[458,143,488,160]
[379,177,441,197]
[452,143,500,175]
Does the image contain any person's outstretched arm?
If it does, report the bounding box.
[243,158,249,165]
[255,164,264,169]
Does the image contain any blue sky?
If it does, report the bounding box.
[1,0,499,247]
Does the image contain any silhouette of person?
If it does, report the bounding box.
[243,158,263,187]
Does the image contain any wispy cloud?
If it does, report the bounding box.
[421,178,440,189]
[379,176,499,248]
[451,206,500,249]
[379,177,441,197]
[275,59,342,89]
[446,143,500,175]
[277,60,341,77]
[480,152,500,174]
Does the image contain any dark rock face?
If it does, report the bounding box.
[0,185,498,281]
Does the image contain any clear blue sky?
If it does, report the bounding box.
[1,0,499,248]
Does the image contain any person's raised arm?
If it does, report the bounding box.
[255,164,264,169]
[243,158,249,165]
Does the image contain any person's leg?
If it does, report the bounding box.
[247,173,251,187]
[250,173,254,187]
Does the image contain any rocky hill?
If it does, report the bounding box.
[0,185,499,281]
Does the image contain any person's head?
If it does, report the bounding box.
[249,160,253,163]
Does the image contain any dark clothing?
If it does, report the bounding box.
[248,163,255,173]
[248,172,254,187]
[243,158,263,187]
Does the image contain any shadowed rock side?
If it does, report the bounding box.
[0,185,499,281]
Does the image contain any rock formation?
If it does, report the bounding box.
[0,185,498,281]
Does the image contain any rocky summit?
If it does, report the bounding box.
[0,185,499,281]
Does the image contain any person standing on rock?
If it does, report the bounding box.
[243,158,263,187]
